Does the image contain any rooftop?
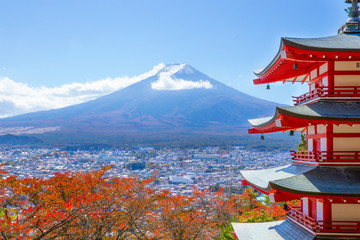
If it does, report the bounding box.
[249,101,360,133]
[241,164,360,197]
[232,219,316,240]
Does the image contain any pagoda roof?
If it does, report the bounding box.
[232,219,316,240]
[272,166,360,197]
[249,101,360,133]
[241,164,360,197]
[241,164,316,192]
[254,34,360,84]
[282,34,360,53]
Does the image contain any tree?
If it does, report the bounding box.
[235,188,286,223]
[154,189,236,240]
[298,134,307,151]
[0,166,236,240]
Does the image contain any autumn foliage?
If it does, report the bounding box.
[0,166,237,239]
[235,188,287,223]
[0,166,288,239]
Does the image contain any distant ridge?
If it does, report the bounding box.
[0,134,43,145]
[0,64,279,145]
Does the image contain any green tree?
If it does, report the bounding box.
[298,134,307,151]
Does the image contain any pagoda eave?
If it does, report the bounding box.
[241,179,270,195]
[241,164,360,200]
[248,116,306,134]
[248,121,291,134]
[254,34,360,85]
[241,164,316,194]
[248,101,360,134]
[253,58,315,85]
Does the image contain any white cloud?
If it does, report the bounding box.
[0,63,165,118]
[151,64,214,91]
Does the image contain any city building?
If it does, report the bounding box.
[233,1,360,239]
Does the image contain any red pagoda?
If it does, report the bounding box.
[233,1,360,239]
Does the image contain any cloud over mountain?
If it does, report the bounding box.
[0,64,165,118]
[151,64,214,90]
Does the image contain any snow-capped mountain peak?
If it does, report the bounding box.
[151,64,214,91]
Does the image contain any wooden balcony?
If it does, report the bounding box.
[290,151,360,164]
[293,86,360,106]
[288,206,360,234]
[287,206,317,231]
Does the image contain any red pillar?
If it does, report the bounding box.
[327,124,333,153]
[327,60,335,88]
[323,198,332,223]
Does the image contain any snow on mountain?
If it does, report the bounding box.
[151,64,214,90]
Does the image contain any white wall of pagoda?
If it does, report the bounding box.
[334,124,360,133]
[333,124,360,151]
[334,61,360,71]
[302,197,309,215]
[333,138,360,151]
[332,204,360,221]
[334,75,360,86]
[334,61,360,87]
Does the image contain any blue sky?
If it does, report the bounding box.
[0,0,350,117]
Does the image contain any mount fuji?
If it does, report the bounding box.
[0,64,278,145]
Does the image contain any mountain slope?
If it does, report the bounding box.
[0,64,279,144]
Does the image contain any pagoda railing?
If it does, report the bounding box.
[288,206,360,234]
[287,206,317,231]
[293,86,360,106]
[290,150,360,163]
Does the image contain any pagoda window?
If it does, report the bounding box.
[319,62,328,75]
[308,125,316,135]
[320,138,327,151]
[307,125,316,152]
[310,68,318,80]
[317,124,327,134]
[310,83,316,91]
[322,76,329,87]
[307,139,314,151]
[316,199,324,222]
[302,197,309,215]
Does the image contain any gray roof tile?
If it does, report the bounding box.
[283,34,360,52]
[249,101,360,128]
[241,164,316,191]
[232,219,316,240]
[242,164,360,196]
[272,166,360,197]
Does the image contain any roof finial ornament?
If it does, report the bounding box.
[345,0,360,18]
[339,0,360,33]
